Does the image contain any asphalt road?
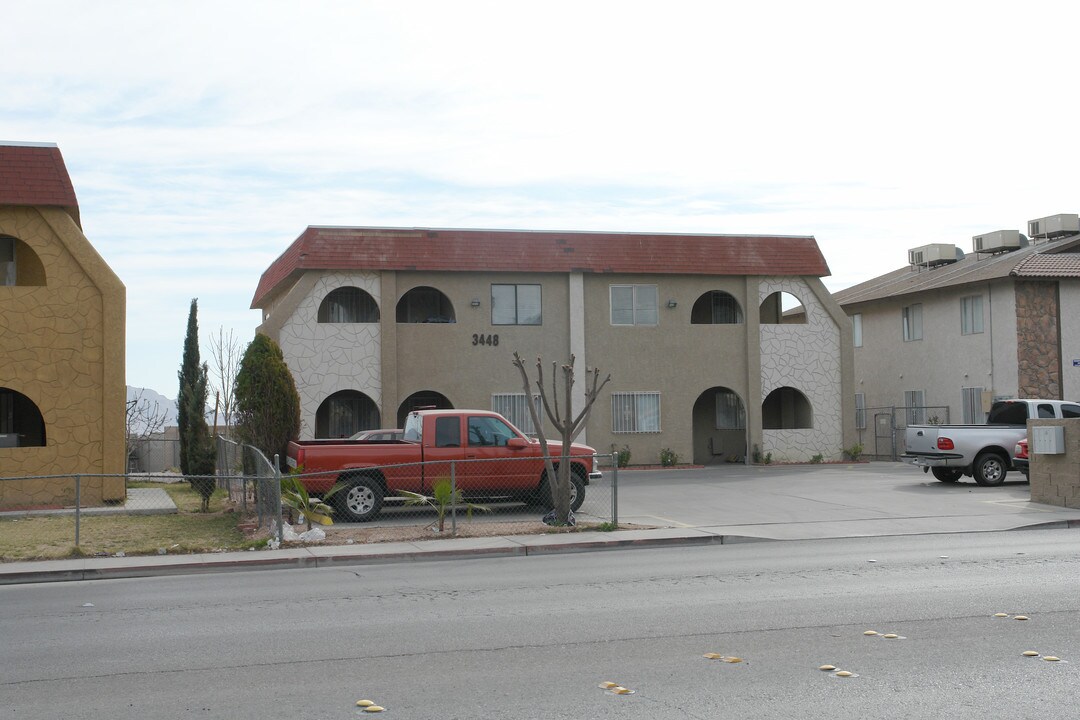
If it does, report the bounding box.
[3,529,1079,719]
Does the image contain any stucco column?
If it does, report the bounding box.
[745,276,762,463]
[569,272,587,443]
[380,270,398,425]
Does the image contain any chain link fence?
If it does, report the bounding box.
[857,405,952,460]
[0,445,618,557]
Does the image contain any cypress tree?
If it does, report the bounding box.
[234,333,301,470]
[177,298,217,510]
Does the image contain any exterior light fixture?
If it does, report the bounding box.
[471,298,481,307]
[667,299,678,308]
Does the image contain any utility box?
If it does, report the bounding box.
[1032,425,1065,454]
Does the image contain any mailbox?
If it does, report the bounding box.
[1032,426,1065,455]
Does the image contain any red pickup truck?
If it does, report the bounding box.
[286,409,603,522]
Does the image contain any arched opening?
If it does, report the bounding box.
[0,236,46,287]
[396,286,456,323]
[692,387,746,464]
[762,387,813,429]
[759,291,807,324]
[315,390,380,439]
[397,390,453,427]
[0,388,47,447]
[691,291,744,324]
[317,287,380,323]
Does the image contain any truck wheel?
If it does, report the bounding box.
[336,475,384,522]
[931,468,963,483]
[972,453,1007,486]
[535,470,586,511]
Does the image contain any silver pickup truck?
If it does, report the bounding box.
[902,399,1080,486]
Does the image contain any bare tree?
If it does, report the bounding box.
[512,352,610,525]
[125,389,170,472]
[207,326,243,435]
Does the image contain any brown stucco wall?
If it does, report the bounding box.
[1028,419,1080,508]
[0,206,126,508]
[1015,280,1061,399]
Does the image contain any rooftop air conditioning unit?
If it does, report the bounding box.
[908,243,959,267]
[1028,214,1080,240]
[972,230,1021,254]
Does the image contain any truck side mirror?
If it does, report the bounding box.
[506,437,529,449]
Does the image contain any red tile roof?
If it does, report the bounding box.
[0,142,80,226]
[251,226,831,308]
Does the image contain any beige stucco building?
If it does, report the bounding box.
[0,142,126,508]
[252,227,856,465]
[833,216,1080,460]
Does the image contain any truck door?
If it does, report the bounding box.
[420,415,466,493]
[463,415,535,493]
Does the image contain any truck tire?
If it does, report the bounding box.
[931,468,963,483]
[335,475,384,522]
[536,469,586,512]
[972,452,1007,487]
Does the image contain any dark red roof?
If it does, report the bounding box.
[0,142,80,226]
[252,226,830,308]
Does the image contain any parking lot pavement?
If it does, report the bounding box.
[611,461,1080,539]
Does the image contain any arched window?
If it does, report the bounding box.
[397,391,453,428]
[315,390,380,438]
[317,287,379,323]
[759,291,807,324]
[691,291,744,324]
[0,236,46,287]
[762,387,813,429]
[0,388,47,447]
[396,287,456,323]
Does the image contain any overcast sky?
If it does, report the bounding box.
[6,0,1079,397]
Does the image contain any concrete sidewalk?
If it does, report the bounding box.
[4,462,1080,585]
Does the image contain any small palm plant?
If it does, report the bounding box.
[399,478,490,533]
[280,474,335,531]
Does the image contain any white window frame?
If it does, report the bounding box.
[852,313,863,348]
[491,393,541,434]
[610,284,658,326]
[611,391,661,433]
[902,303,923,341]
[714,390,745,430]
[961,295,984,335]
[491,284,542,326]
[855,392,866,430]
[962,386,986,424]
[0,237,15,286]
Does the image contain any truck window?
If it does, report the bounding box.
[987,402,1028,425]
[403,414,423,442]
[1063,404,1080,418]
[435,417,461,447]
[1038,404,1056,418]
[468,416,516,447]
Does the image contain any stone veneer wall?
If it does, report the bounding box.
[1028,419,1080,508]
[1015,280,1061,399]
[759,277,843,462]
[276,272,382,438]
[0,207,125,508]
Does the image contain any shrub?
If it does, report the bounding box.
[659,447,679,467]
[811,453,824,464]
[616,446,631,468]
[843,443,864,461]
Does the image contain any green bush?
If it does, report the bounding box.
[616,446,631,468]
[659,448,679,467]
[810,453,824,464]
[843,443,864,461]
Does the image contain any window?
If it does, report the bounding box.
[961,295,984,335]
[852,313,863,347]
[491,393,541,434]
[0,388,46,447]
[468,415,517,447]
[396,287,456,323]
[762,387,813,429]
[314,390,380,438]
[0,237,14,286]
[715,389,745,429]
[612,392,661,432]
[434,417,461,448]
[902,304,923,341]
[491,284,541,325]
[691,291,744,324]
[904,390,925,425]
[610,285,658,326]
[962,387,985,424]
[317,287,380,323]
[1063,404,1080,419]
[855,392,866,429]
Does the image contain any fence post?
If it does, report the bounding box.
[611,456,618,527]
[450,461,457,535]
[274,454,283,545]
[74,475,81,547]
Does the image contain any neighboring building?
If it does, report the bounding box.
[252,227,856,464]
[0,142,126,507]
[833,215,1080,458]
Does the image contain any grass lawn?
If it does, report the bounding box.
[0,482,262,561]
